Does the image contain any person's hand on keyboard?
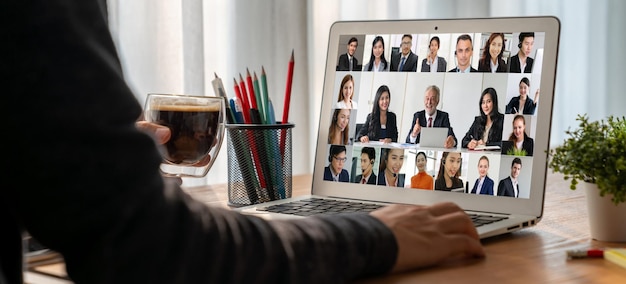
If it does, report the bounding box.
[370,202,485,272]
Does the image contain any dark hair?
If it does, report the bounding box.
[368,85,391,139]
[520,77,530,87]
[337,74,354,102]
[328,109,350,145]
[508,115,527,141]
[402,34,412,41]
[429,36,440,48]
[478,87,501,119]
[415,151,427,163]
[361,147,376,161]
[518,32,535,44]
[348,37,358,45]
[330,144,346,158]
[366,36,388,71]
[456,34,473,46]
[512,157,522,167]
[479,33,505,67]
[435,152,462,182]
[379,148,403,173]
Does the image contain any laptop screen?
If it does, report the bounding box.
[314,17,560,216]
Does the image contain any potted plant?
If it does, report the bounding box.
[548,114,626,242]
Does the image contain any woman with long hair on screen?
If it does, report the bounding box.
[377,148,405,187]
[410,151,434,190]
[328,108,351,145]
[357,85,398,143]
[477,33,508,73]
[461,87,504,150]
[508,114,534,156]
[434,151,464,191]
[334,74,358,109]
[363,36,389,72]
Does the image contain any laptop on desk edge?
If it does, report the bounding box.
[236,17,561,239]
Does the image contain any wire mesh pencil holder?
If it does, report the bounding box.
[226,123,294,207]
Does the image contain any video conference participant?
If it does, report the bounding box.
[477,33,508,73]
[449,34,478,73]
[390,34,418,72]
[324,145,350,182]
[505,77,539,115]
[509,32,535,73]
[353,147,377,184]
[497,158,523,197]
[434,152,464,191]
[461,88,505,150]
[405,85,457,148]
[335,74,358,109]
[507,115,534,156]
[377,148,405,187]
[328,108,351,145]
[421,36,447,72]
[357,85,398,143]
[336,37,360,71]
[363,36,389,72]
[470,156,494,195]
[410,151,434,190]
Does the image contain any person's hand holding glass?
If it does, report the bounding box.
[143,93,225,177]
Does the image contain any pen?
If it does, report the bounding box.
[212,73,236,124]
[230,98,243,124]
[566,249,604,259]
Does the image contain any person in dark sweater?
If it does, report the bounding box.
[0,1,484,283]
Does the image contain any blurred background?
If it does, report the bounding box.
[106,0,626,185]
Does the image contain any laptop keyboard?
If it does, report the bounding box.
[257,198,509,227]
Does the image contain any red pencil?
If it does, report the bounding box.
[245,68,258,109]
[233,78,251,124]
[279,50,294,162]
[282,49,294,124]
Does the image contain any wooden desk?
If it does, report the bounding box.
[182,172,626,283]
[29,173,626,283]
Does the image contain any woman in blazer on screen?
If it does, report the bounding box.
[357,85,398,143]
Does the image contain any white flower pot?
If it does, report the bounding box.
[583,182,626,242]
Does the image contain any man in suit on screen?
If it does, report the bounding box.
[336,37,360,71]
[405,85,457,148]
[390,34,418,72]
[498,158,522,197]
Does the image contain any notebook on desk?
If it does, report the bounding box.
[236,16,561,239]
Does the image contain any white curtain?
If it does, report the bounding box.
[108,0,625,185]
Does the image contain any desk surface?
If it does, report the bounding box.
[30,172,626,283]
[181,172,626,283]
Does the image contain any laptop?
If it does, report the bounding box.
[419,127,449,148]
[237,16,561,239]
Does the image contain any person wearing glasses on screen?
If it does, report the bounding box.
[363,36,389,72]
[477,33,508,73]
[353,147,377,185]
[377,148,405,187]
[461,88,504,150]
[421,36,447,72]
[449,34,478,73]
[328,108,351,145]
[390,34,418,72]
[357,85,398,143]
[324,145,350,182]
[336,37,360,71]
[405,85,457,148]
